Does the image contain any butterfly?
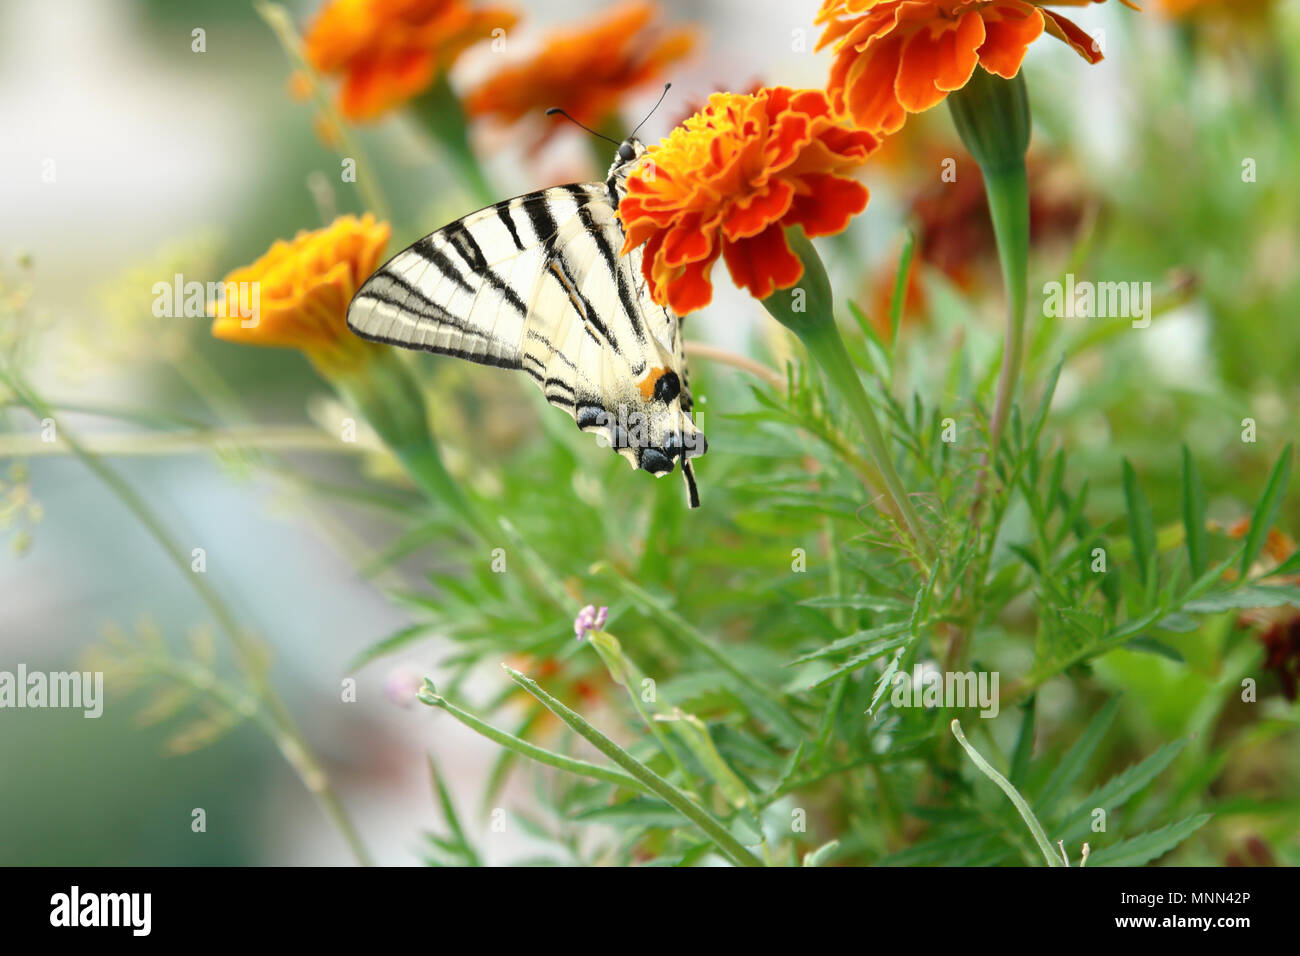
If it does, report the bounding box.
[346,135,708,507]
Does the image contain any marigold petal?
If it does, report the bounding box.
[662,214,714,267]
[722,226,804,301]
[784,174,869,238]
[977,2,1045,79]
[843,31,908,135]
[722,179,795,241]
[1041,9,1104,64]
[665,251,721,315]
[896,11,985,112]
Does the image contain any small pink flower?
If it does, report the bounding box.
[574,605,609,640]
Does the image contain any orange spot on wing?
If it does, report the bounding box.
[639,366,669,401]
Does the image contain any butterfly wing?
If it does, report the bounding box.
[347,182,707,505]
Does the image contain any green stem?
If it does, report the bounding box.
[763,229,933,560]
[947,68,1032,462]
[982,162,1030,458]
[586,631,700,791]
[505,666,764,867]
[418,680,652,796]
[1,366,373,866]
[950,719,1061,867]
[798,313,931,557]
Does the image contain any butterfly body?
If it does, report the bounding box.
[348,139,706,507]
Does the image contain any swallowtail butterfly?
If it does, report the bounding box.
[347,136,708,507]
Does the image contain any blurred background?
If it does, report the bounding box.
[2,0,1297,865]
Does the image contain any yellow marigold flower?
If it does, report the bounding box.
[210,214,391,377]
[466,1,695,143]
[302,0,518,121]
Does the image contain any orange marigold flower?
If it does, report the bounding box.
[302,0,517,121]
[210,214,391,376]
[618,87,880,315]
[465,1,694,142]
[816,1,1138,135]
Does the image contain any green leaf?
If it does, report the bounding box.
[800,595,911,612]
[787,621,910,665]
[1123,636,1185,662]
[803,839,841,867]
[878,830,1001,866]
[771,742,806,797]
[846,299,885,349]
[888,229,916,346]
[1086,813,1211,867]
[1053,738,1188,841]
[1183,584,1300,614]
[1009,696,1036,787]
[1181,446,1208,579]
[1027,354,1065,447]
[811,633,911,688]
[1269,548,1300,578]
[426,752,481,867]
[657,711,754,809]
[1035,696,1119,816]
[1241,443,1293,576]
[347,622,438,671]
[573,798,681,829]
[867,648,905,717]
[1122,459,1156,588]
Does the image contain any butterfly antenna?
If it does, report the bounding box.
[545,107,621,147]
[630,83,672,140]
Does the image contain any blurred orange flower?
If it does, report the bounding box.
[302,0,517,121]
[618,87,879,315]
[1155,0,1274,18]
[466,1,694,142]
[1225,516,1297,566]
[210,214,391,376]
[816,1,1136,135]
